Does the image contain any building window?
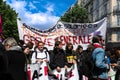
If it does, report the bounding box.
[90,2,93,12]
[117,0,120,10]
[96,9,99,20]
[101,6,105,18]
[104,4,107,16]
[117,0,120,5]
[90,13,93,21]
[103,0,108,3]
[90,5,93,11]
[117,15,120,26]
[117,31,120,41]
[96,0,99,8]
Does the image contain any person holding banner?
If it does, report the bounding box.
[49,41,68,72]
[30,41,50,80]
[31,41,50,63]
[65,42,76,68]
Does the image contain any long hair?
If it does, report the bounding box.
[76,45,83,53]
[65,42,73,51]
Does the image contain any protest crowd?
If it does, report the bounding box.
[0,35,120,80]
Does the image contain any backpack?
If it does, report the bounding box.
[34,49,48,60]
[32,47,49,59]
[78,44,95,78]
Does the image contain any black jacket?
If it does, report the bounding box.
[5,50,27,80]
[49,48,67,70]
[65,50,76,67]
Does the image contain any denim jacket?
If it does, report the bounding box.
[91,48,108,79]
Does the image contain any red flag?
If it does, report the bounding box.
[0,15,2,34]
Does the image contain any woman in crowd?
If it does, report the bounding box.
[65,42,76,68]
[22,41,34,64]
[22,46,31,64]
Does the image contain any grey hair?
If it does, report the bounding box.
[3,37,18,47]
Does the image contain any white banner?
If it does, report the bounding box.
[28,61,49,80]
[17,18,107,50]
[52,63,79,80]
[28,62,79,80]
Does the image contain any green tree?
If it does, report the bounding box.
[0,0,19,41]
[60,4,89,23]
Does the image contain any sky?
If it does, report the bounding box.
[6,0,77,30]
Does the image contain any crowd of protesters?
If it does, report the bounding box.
[0,35,120,80]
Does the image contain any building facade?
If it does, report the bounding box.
[79,0,120,48]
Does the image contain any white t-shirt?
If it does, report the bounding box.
[31,48,50,63]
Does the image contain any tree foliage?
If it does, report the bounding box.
[0,0,19,41]
[60,4,89,23]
